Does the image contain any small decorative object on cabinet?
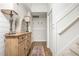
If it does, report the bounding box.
[24,16,31,32]
[5,32,31,56]
[1,9,18,34]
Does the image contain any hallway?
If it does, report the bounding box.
[0,3,52,56]
[29,41,52,56]
[0,3,79,56]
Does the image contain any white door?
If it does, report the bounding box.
[0,11,9,55]
[32,18,47,41]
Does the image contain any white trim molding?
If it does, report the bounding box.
[56,4,79,24]
[57,34,79,55]
[57,4,79,35]
[58,17,79,35]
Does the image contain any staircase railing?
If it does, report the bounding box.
[56,4,79,35]
[59,17,79,35]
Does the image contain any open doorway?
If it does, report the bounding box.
[31,12,52,56]
[32,12,47,42]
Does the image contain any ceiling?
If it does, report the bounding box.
[22,3,49,12]
[20,3,48,18]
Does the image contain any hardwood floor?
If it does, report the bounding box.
[28,41,52,56]
[44,48,52,56]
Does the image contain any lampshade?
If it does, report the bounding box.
[24,16,31,22]
[1,9,18,15]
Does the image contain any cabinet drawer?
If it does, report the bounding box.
[25,35,27,40]
[27,34,31,38]
[27,40,31,44]
[18,36,25,43]
[18,41,25,46]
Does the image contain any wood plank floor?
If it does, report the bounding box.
[28,41,52,56]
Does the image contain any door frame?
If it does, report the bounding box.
[47,9,53,48]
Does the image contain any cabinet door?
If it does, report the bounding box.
[24,40,29,55]
[5,38,18,56]
[18,42,25,56]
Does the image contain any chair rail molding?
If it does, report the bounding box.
[58,17,79,35]
[56,4,79,24]
[56,4,79,35]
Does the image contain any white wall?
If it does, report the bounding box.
[48,3,79,55]
[0,4,11,55]
[13,4,32,32]
[56,3,79,55]
[0,11,10,56]
[0,3,32,33]
[32,18,47,41]
[53,3,78,23]
[0,3,14,9]
[57,18,79,54]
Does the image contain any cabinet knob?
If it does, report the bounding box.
[4,39,6,42]
[24,48,26,50]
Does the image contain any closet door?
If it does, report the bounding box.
[0,11,9,55]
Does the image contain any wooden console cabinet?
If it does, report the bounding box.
[5,32,31,56]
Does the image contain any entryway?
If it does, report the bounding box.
[32,12,47,41]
